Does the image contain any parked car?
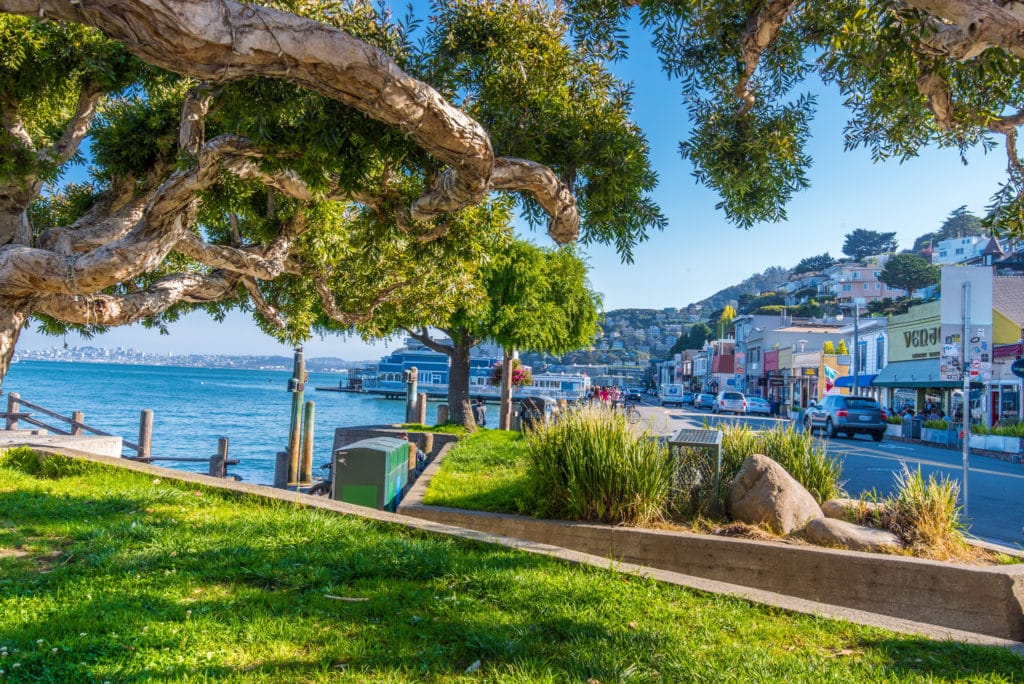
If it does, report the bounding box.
[693,393,717,410]
[712,390,747,415]
[804,395,886,441]
[746,396,772,416]
[624,388,643,403]
[681,390,695,405]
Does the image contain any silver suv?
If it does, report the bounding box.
[804,395,886,441]
[712,390,747,415]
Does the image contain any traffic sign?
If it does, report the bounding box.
[1012,359,1024,378]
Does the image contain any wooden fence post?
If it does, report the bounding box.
[71,411,84,436]
[415,392,427,425]
[6,392,19,430]
[274,451,290,488]
[300,401,314,484]
[138,409,153,460]
[209,437,228,478]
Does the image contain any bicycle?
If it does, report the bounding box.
[623,401,642,425]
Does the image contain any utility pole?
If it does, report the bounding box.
[961,282,971,514]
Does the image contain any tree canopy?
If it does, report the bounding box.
[879,253,940,298]
[0,0,662,386]
[912,205,985,253]
[791,253,835,275]
[842,229,899,262]
[670,321,713,354]
[560,0,1024,233]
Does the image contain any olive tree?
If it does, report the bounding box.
[0,0,662,388]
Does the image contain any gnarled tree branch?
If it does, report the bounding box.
[33,271,238,325]
[491,157,579,243]
[735,0,798,116]
[904,0,1024,59]
[314,274,412,325]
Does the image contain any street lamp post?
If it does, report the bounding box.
[852,303,860,395]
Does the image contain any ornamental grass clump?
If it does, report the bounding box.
[881,465,969,560]
[524,405,672,525]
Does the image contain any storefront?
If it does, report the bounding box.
[872,302,961,415]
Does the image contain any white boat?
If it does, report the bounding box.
[359,340,591,401]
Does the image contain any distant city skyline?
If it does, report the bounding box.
[16,13,1012,359]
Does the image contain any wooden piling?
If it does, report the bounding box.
[6,392,19,430]
[300,400,314,484]
[437,404,449,425]
[138,409,153,460]
[71,411,84,436]
[287,347,305,485]
[209,437,229,477]
[274,451,290,489]
[415,392,427,425]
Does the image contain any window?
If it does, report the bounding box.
[852,271,860,279]
[842,284,852,292]
[873,271,880,278]
[864,283,869,290]
[955,248,964,255]
[875,283,881,289]
[939,251,947,257]
[876,338,885,371]
[858,340,867,370]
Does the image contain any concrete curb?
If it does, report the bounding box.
[6,442,1023,654]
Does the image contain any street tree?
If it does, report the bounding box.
[717,304,737,339]
[879,253,940,299]
[0,0,662,388]
[561,0,1024,232]
[670,321,712,354]
[792,253,834,275]
[363,237,600,429]
[842,229,899,262]
[912,206,985,253]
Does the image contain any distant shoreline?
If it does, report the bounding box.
[12,355,357,374]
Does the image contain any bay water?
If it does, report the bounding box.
[3,360,439,484]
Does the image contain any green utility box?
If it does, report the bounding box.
[331,437,410,512]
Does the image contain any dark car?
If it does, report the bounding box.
[804,395,887,441]
[624,388,643,403]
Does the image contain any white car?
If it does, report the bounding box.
[746,396,771,416]
[712,390,747,415]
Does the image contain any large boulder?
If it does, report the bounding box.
[726,454,823,535]
[805,517,903,552]
[821,497,888,521]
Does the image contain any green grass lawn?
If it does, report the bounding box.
[1,449,1022,682]
[420,430,530,513]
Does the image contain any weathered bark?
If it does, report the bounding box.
[406,327,476,430]
[499,347,514,430]
[34,272,239,325]
[447,337,476,430]
[735,0,799,115]
[903,0,1024,60]
[0,298,31,390]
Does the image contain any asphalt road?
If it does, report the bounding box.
[633,398,1024,549]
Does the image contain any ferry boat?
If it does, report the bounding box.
[357,339,591,402]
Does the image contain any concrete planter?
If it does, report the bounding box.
[885,423,903,439]
[400,505,1024,641]
[970,433,1024,455]
[920,427,949,445]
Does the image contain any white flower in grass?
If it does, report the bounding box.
[79,633,86,638]
[51,648,57,654]
[35,640,43,646]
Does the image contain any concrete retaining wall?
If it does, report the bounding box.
[0,432,123,458]
[398,504,1024,641]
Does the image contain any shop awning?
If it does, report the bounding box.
[872,359,963,389]
[834,373,876,388]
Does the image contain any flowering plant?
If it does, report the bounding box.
[489,359,533,387]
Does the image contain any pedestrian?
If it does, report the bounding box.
[473,397,487,427]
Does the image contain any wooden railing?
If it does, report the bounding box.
[2,392,238,477]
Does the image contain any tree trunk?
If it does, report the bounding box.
[447,337,476,431]
[0,297,30,390]
[499,347,514,430]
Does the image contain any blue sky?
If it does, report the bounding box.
[17,16,1011,361]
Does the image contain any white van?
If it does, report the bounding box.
[659,384,685,407]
